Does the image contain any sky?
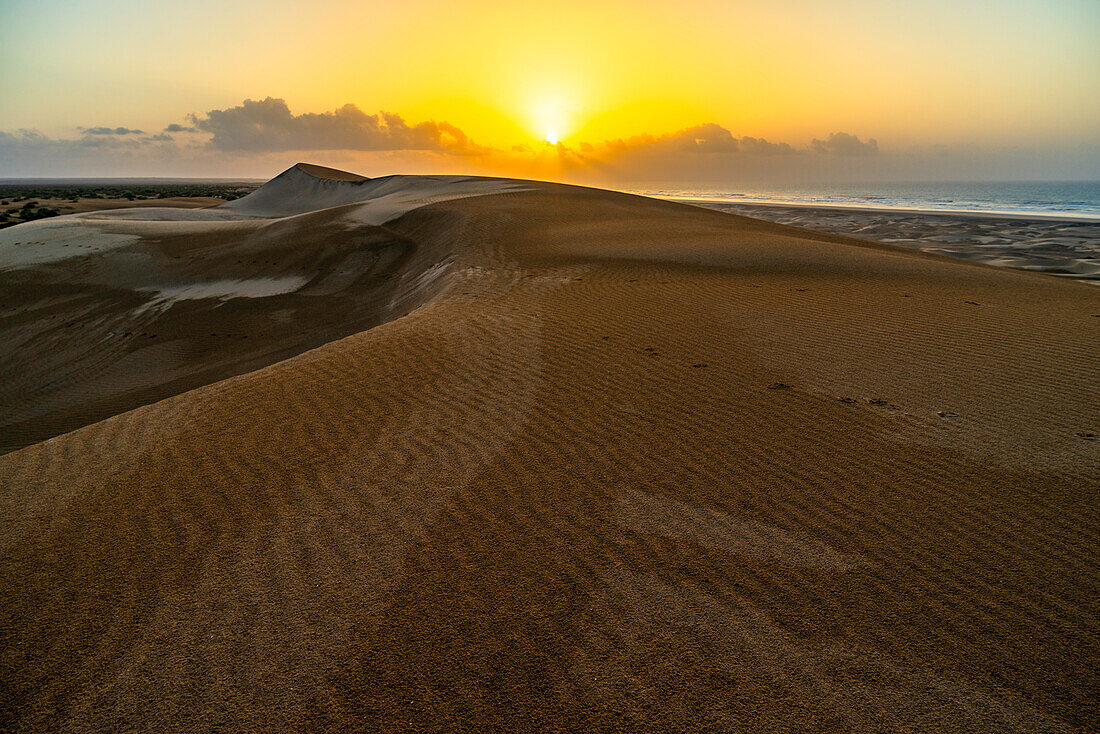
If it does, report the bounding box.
[1,0,1097,182]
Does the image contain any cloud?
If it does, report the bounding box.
[811,132,878,156]
[184,97,485,155]
[738,136,796,155]
[605,124,795,156]
[19,98,1049,181]
[79,126,144,136]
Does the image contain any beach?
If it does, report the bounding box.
[1,165,1097,731]
[686,200,1100,282]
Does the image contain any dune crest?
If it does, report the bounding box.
[291,162,371,182]
[220,162,527,218]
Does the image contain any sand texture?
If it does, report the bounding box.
[1,167,1097,732]
[0,164,525,453]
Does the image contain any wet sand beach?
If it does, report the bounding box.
[688,200,1100,282]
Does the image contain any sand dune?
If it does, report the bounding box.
[1,167,1097,731]
[0,163,525,453]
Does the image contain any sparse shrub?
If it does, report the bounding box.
[23,207,60,221]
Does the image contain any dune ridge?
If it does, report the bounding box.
[1,167,1097,732]
[0,164,526,453]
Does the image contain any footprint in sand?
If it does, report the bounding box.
[691,362,708,368]
[937,410,960,418]
[1075,431,1096,440]
[767,382,791,390]
[838,396,858,404]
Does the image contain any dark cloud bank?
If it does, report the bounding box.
[79,126,145,136]
[812,132,879,156]
[606,124,797,156]
[187,97,484,155]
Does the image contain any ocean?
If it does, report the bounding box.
[627,181,1100,220]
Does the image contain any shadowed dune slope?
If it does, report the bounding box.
[0,164,526,453]
[1,175,1098,732]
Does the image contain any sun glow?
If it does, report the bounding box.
[533,97,569,145]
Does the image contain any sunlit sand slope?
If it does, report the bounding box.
[1,175,1097,732]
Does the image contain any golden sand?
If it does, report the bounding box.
[1,177,1097,731]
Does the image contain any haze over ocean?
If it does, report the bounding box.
[633,181,1100,219]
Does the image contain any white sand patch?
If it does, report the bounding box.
[0,217,140,269]
[614,487,863,571]
[135,276,310,314]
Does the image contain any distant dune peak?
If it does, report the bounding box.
[223,163,529,219]
[222,162,376,216]
[289,162,370,182]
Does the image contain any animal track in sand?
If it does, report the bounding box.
[767,382,791,390]
[1075,431,1096,440]
[937,410,960,418]
[837,396,900,409]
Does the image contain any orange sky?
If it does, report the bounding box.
[1,0,1097,179]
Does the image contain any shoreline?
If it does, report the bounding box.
[679,198,1100,282]
[667,197,1100,223]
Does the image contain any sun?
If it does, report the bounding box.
[533,97,568,145]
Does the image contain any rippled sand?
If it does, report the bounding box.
[1,166,1097,732]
